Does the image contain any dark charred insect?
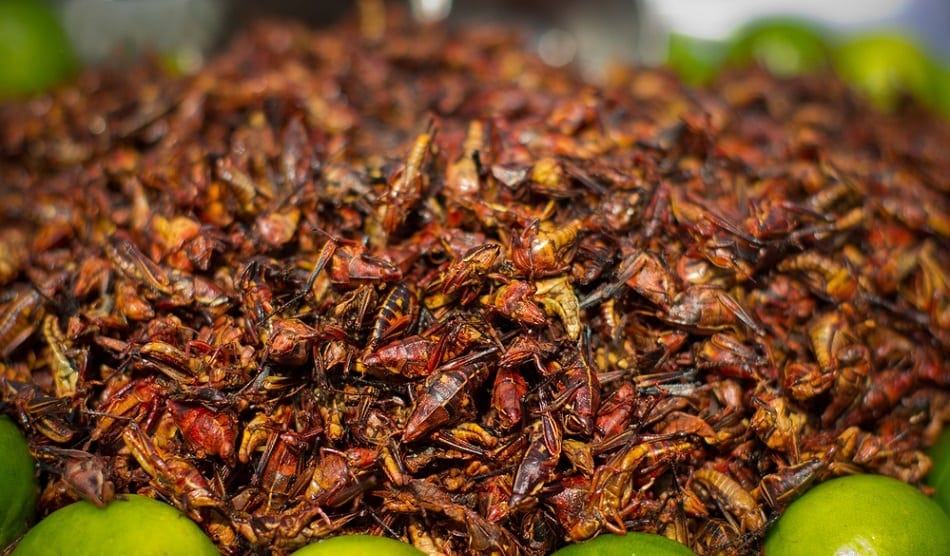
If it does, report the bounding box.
[509,406,562,511]
[396,479,523,556]
[367,282,419,350]
[555,341,601,436]
[757,458,826,509]
[32,446,116,508]
[1,379,77,443]
[329,285,378,336]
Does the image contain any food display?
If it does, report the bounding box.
[1,8,948,555]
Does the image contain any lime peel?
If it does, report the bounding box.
[291,534,425,555]
[11,494,218,555]
[0,415,38,548]
[764,474,950,556]
[552,531,697,555]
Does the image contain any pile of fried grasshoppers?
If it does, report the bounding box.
[1,7,947,555]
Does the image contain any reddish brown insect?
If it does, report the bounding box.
[166,400,238,462]
[440,243,502,299]
[368,282,419,349]
[0,288,44,358]
[402,349,496,443]
[378,129,435,234]
[570,437,695,540]
[510,219,584,277]
[510,411,561,511]
[122,423,228,519]
[690,468,766,532]
[482,280,547,327]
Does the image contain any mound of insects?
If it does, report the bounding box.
[1,8,948,555]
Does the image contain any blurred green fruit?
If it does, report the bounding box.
[927,427,950,515]
[552,531,696,555]
[727,18,830,76]
[666,33,727,86]
[0,0,77,98]
[290,534,424,555]
[0,415,38,548]
[833,32,940,111]
[934,64,950,118]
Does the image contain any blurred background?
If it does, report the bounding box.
[1,0,949,113]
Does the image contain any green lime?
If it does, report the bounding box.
[764,474,950,556]
[0,0,77,98]
[727,18,830,76]
[0,415,38,548]
[11,494,219,555]
[291,534,424,555]
[927,427,950,515]
[552,531,696,556]
[666,33,727,86]
[833,32,940,112]
[935,65,950,119]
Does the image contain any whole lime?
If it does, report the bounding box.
[291,534,424,555]
[833,33,940,111]
[552,531,696,556]
[927,427,950,515]
[0,415,38,548]
[0,0,77,97]
[727,18,830,76]
[764,474,950,555]
[11,494,219,555]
